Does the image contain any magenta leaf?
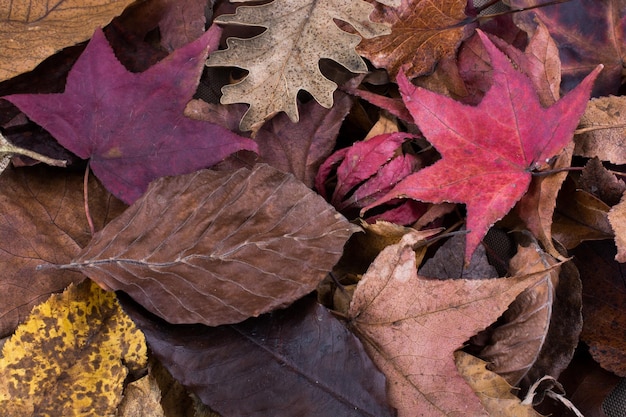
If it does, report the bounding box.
[5,25,257,204]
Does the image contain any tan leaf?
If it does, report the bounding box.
[608,193,626,263]
[0,279,147,416]
[356,0,472,79]
[0,0,135,81]
[575,96,626,165]
[206,0,390,131]
[455,351,544,417]
[348,233,545,416]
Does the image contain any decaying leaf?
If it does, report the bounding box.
[455,351,544,417]
[365,30,601,262]
[468,240,581,390]
[116,370,165,417]
[575,96,626,165]
[0,165,126,338]
[579,157,626,207]
[5,25,257,204]
[124,296,395,417]
[0,279,147,416]
[0,0,135,81]
[608,193,626,262]
[357,0,472,79]
[68,164,356,326]
[205,0,390,131]
[574,241,626,377]
[348,232,546,416]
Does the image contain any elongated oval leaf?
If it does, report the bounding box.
[123,296,394,417]
[68,164,356,326]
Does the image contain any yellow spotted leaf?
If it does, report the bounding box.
[0,279,147,417]
[0,0,135,81]
[206,0,390,132]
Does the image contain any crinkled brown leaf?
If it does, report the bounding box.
[0,0,135,81]
[575,96,626,165]
[609,193,626,262]
[455,351,543,417]
[573,241,626,377]
[206,0,390,131]
[357,0,473,79]
[348,232,545,416]
[0,165,126,337]
[123,296,395,417]
[469,240,581,390]
[579,157,626,207]
[69,164,356,326]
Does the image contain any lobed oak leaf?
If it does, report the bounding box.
[0,279,147,416]
[356,0,473,79]
[123,296,395,417]
[0,0,135,81]
[205,0,391,131]
[0,165,126,338]
[348,232,547,416]
[67,164,357,326]
[5,25,257,204]
[364,30,602,262]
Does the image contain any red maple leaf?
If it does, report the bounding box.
[364,30,602,262]
[4,25,257,204]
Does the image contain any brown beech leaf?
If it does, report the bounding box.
[0,165,126,338]
[68,164,356,326]
[123,296,395,417]
[348,232,546,416]
[357,0,473,79]
[608,193,626,262]
[454,351,543,417]
[0,0,135,81]
[469,239,581,390]
[573,242,626,376]
[575,96,626,165]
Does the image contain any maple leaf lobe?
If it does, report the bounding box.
[365,30,601,262]
[5,25,257,204]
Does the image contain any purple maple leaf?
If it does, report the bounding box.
[4,25,257,204]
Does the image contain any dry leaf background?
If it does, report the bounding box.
[0,0,624,416]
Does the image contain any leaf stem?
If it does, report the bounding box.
[0,133,66,167]
[84,164,95,237]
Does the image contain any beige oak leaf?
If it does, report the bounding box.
[206,0,390,131]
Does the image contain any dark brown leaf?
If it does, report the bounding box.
[68,164,357,326]
[123,296,395,417]
[573,241,626,377]
[0,165,126,337]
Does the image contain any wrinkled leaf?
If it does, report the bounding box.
[609,193,626,262]
[579,157,626,206]
[68,164,356,326]
[575,96,626,165]
[0,279,147,416]
[5,26,257,204]
[357,0,472,79]
[0,0,134,81]
[365,30,601,262]
[455,351,543,417]
[348,232,546,416]
[573,242,626,377]
[468,240,581,390]
[0,165,126,338]
[124,296,395,417]
[205,0,390,131]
